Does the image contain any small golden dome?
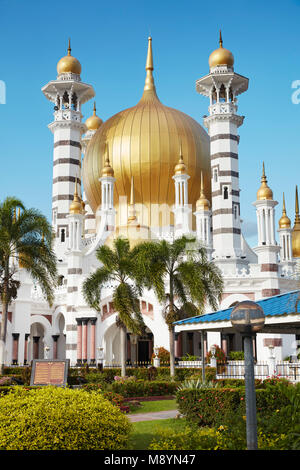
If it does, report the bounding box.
[196,172,210,211]
[85,103,103,131]
[69,179,83,214]
[101,145,114,178]
[292,186,300,258]
[257,162,273,201]
[279,193,291,229]
[174,146,187,175]
[57,39,81,75]
[209,31,234,69]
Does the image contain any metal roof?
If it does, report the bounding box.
[174,290,300,326]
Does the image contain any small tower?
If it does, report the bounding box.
[194,172,212,258]
[172,144,191,237]
[278,193,293,265]
[82,102,103,237]
[196,31,248,268]
[292,186,300,260]
[42,39,95,258]
[253,164,280,297]
[68,179,84,252]
[97,145,116,233]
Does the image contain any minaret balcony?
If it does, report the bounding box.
[54,109,81,122]
[209,101,237,116]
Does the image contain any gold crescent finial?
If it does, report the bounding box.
[296,185,299,217]
[219,30,223,48]
[93,102,96,115]
[68,38,71,55]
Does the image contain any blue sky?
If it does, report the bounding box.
[0,0,300,246]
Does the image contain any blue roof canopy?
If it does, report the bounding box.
[174,290,300,326]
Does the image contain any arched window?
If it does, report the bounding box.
[223,187,229,200]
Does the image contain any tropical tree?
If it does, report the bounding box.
[135,235,224,377]
[0,197,58,373]
[82,237,146,377]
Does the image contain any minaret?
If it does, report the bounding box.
[194,172,212,259]
[292,186,300,260]
[196,31,248,269]
[82,102,103,237]
[65,180,84,366]
[42,39,95,258]
[97,144,116,233]
[278,193,293,265]
[172,144,191,237]
[253,164,280,297]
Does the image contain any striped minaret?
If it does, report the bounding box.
[42,40,95,258]
[196,32,248,269]
[253,164,280,297]
[81,102,104,237]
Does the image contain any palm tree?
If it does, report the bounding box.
[135,235,224,377]
[82,237,146,377]
[0,197,58,373]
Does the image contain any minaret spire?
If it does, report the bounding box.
[143,36,157,95]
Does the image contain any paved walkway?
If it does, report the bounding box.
[128,409,179,422]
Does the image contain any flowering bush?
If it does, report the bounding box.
[206,345,226,364]
[0,386,132,450]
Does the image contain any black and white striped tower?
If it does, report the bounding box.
[196,32,248,270]
[42,40,95,259]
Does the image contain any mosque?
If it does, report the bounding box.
[4,34,300,367]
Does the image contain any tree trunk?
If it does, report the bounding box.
[0,265,9,375]
[120,326,127,377]
[169,326,175,377]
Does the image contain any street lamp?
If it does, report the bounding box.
[230,300,265,450]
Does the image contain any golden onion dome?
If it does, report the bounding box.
[82,37,211,229]
[69,179,83,214]
[256,162,273,201]
[85,102,103,131]
[174,145,187,175]
[278,193,291,229]
[209,31,234,69]
[196,172,210,211]
[292,186,300,258]
[101,145,114,178]
[57,39,81,76]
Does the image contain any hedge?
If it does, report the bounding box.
[0,386,131,450]
[176,385,291,427]
[111,380,178,398]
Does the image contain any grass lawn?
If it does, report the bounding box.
[129,399,177,414]
[128,418,188,450]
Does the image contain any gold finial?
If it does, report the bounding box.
[128,176,137,223]
[68,38,71,55]
[69,177,82,214]
[174,142,187,175]
[143,36,156,93]
[101,143,114,177]
[196,171,210,211]
[219,30,223,48]
[296,186,299,217]
[93,102,96,115]
[279,192,291,229]
[256,162,273,201]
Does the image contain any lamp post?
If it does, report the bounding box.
[230,301,265,450]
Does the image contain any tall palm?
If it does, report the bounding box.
[82,237,145,377]
[0,197,58,373]
[135,235,224,377]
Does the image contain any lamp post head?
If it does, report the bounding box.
[230,301,265,335]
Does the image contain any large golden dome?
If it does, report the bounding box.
[292,186,300,258]
[82,37,211,228]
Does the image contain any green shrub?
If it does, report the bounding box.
[0,386,131,450]
[111,380,178,398]
[228,351,244,360]
[149,425,220,450]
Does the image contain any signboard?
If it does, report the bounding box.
[30,359,69,387]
